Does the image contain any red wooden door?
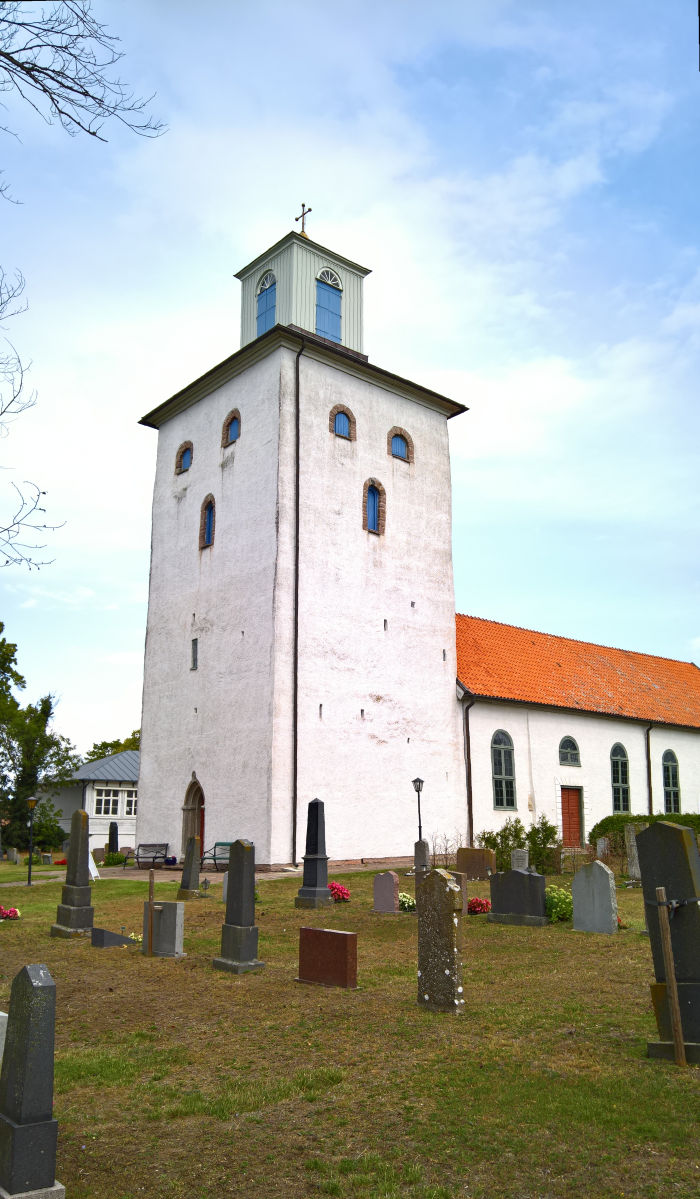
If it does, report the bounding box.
[199,802,205,850]
[561,787,582,847]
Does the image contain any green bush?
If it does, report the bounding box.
[525,814,560,874]
[103,852,126,866]
[477,817,526,872]
[22,853,40,866]
[545,884,573,922]
[587,812,700,856]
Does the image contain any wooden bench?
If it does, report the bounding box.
[123,843,169,869]
[200,842,233,871]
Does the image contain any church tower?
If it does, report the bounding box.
[137,224,468,865]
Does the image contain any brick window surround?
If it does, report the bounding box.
[329,404,357,441]
[199,494,216,550]
[175,441,193,474]
[387,426,414,463]
[221,408,241,448]
[362,478,386,535]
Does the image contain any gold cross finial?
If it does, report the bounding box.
[295,203,312,236]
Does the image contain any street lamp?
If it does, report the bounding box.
[412,777,424,843]
[26,797,38,887]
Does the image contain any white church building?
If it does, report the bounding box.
[136,227,700,866]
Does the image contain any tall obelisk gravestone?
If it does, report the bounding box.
[0,964,64,1198]
[416,869,464,1012]
[50,809,94,938]
[295,798,333,908]
[637,821,700,1062]
[213,840,264,974]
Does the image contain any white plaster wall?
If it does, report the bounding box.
[467,700,700,844]
[283,349,468,860]
[138,353,283,861]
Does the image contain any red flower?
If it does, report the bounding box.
[328,881,351,903]
[467,896,491,915]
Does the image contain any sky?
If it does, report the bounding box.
[0,0,699,754]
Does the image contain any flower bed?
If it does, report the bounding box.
[0,905,20,920]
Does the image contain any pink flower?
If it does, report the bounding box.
[467,896,491,915]
[328,881,351,903]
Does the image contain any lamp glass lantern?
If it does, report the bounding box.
[412,777,424,843]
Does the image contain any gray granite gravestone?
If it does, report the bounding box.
[50,809,94,938]
[40,853,52,866]
[0,964,64,1198]
[108,821,119,855]
[596,837,610,860]
[373,871,399,913]
[624,822,647,882]
[416,869,464,1012]
[176,835,201,900]
[213,839,264,973]
[6,850,19,866]
[510,847,529,871]
[295,799,333,908]
[414,838,431,883]
[141,901,184,958]
[637,822,700,1062]
[572,860,618,934]
[488,869,548,926]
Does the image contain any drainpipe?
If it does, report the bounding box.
[462,696,475,846]
[645,724,653,815]
[291,338,306,866]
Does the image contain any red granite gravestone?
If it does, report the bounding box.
[455,847,496,880]
[297,927,358,989]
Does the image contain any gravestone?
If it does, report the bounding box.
[624,822,647,882]
[108,822,119,855]
[0,964,64,1198]
[416,868,464,1012]
[596,837,610,860]
[297,928,357,989]
[91,928,136,949]
[637,822,700,1062]
[488,869,548,926]
[295,799,332,908]
[510,847,529,871]
[40,853,52,866]
[142,900,184,958]
[414,838,431,884]
[176,835,201,900]
[373,871,399,913]
[50,809,94,938]
[213,840,264,973]
[0,1014,6,1063]
[6,850,19,866]
[455,847,496,880]
[572,860,618,934]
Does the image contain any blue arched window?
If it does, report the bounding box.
[315,269,342,343]
[181,447,192,470]
[227,417,239,443]
[391,434,408,459]
[334,411,350,437]
[200,496,215,549]
[367,486,379,532]
[256,272,276,337]
[176,442,193,473]
[221,409,241,448]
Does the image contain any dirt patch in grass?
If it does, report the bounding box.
[0,871,698,1199]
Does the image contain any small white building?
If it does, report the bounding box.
[136,225,700,864]
[55,750,139,855]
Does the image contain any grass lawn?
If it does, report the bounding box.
[0,868,698,1199]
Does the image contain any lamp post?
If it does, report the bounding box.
[412,777,424,843]
[26,796,38,887]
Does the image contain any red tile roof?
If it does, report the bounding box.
[455,614,700,729]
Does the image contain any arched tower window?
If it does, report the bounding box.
[221,409,241,447]
[491,730,516,809]
[662,750,680,813]
[256,272,276,337]
[329,404,356,441]
[316,268,342,343]
[199,495,215,549]
[175,441,193,474]
[559,736,580,766]
[362,478,386,535]
[610,743,629,812]
[387,426,414,463]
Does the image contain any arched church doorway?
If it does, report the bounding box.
[182,778,205,855]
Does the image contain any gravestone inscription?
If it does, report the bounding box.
[572,860,617,934]
[510,847,529,871]
[416,869,464,1012]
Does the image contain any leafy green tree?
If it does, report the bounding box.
[32,796,66,851]
[83,728,140,762]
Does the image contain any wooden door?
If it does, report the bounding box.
[561,787,582,847]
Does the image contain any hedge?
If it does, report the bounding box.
[587,812,700,856]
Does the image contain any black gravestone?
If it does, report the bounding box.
[213,839,264,974]
[637,821,700,1059]
[295,798,332,908]
[0,964,62,1196]
[488,869,548,926]
[91,928,136,949]
[50,808,94,937]
[108,821,119,855]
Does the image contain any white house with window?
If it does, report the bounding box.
[53,750,139,856]
[134,225,700,865]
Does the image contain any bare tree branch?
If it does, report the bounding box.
[0,479,63,568]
